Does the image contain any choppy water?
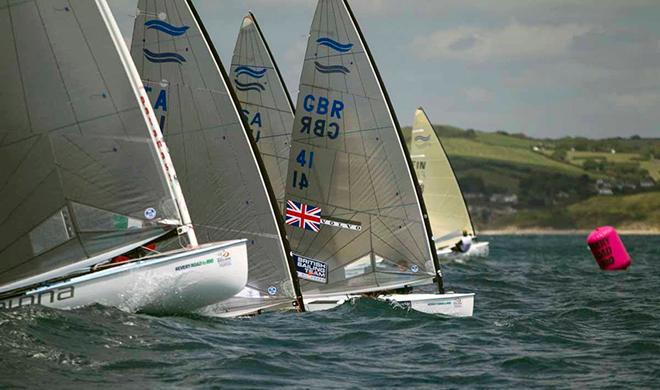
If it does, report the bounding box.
[1,235,659,389]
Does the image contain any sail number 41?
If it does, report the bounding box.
[292,149,314,190]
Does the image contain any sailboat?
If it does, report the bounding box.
[130,0,303,317]
[230,12,296,211]
[0,0,247,312]
[408,108,489,260]
[283,0,474,316]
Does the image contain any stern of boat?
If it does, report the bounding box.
[379,292,475,317]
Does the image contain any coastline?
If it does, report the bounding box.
[479,228,660,236]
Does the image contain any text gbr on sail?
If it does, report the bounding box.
[300,94,344,139]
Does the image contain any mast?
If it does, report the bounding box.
[341,1,444,293]
[240,12,305,310]
[183,0,304,311]
[97,0,198,247]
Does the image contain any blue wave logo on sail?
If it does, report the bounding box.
[316,37,353,53]
[143,49,186,64]
[145,19,189,36]
[234,79,265,92]
[414,135,431,142]
[234,66,267,79]
[314,61,350,75]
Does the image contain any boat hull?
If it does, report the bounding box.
[0,240,248,314]
[304,295,357,312]
[437,241,489,261]
[204,300,294,318]
[304,292,475,317]
[379,292,475,317]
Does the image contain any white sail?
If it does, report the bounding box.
[409,108,475,249]
[130,0,303,314]
[0,0,192,293]
[283,0,443,298]
[230,12,296,209]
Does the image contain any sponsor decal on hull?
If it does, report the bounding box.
[217,250,233,268]
[0,286,75,310]
[175,258,214,271]
[175,250,234,272]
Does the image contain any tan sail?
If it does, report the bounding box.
[409,108,475,249]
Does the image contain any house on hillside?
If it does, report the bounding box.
[489,193,519,204]
[640,178,656,188]
[464,193,485,200]
[619,182,637,191]
[595,179,614,195]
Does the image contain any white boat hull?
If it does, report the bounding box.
[304,292,475,317]
[205,300,294,318]
[304,295,357,312]
[379,292,475,317]
[437,241,489,261]
[0,240,248,314]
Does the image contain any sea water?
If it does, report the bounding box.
[1,235,659,389]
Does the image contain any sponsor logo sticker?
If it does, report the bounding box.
[217,251,232,268]
[144,207,157,219]
[293,253,328,284]
[175,258,214,272]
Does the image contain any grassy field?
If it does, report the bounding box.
[442,138,590,176]
[490,192,660,230]
[567,192,660,230]
[566,151,660,180]
[404,124,659,231]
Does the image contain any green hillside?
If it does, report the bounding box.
[442,138,589,176]
[403,125,660,231]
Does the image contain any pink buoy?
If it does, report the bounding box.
[587,226,631,270]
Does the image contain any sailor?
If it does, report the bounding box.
[93,243,158,271]
[452,230,472,253]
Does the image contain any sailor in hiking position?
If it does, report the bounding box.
[453,230,473,253]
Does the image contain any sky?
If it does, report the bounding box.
[110,0,660,139]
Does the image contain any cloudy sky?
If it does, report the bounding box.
[110,0,660,139]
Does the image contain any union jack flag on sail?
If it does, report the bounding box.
[285,200,322,232]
